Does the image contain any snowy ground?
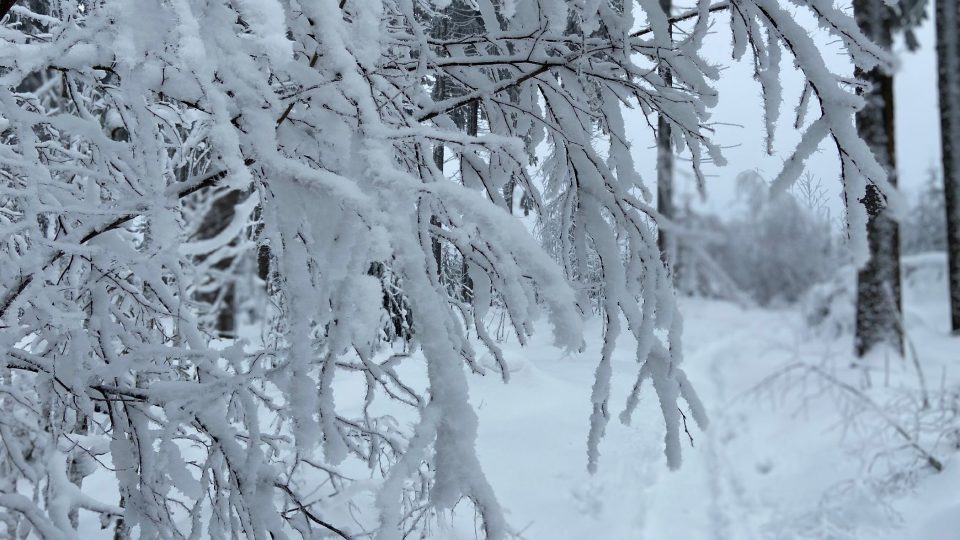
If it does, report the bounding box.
[72,257,959,539]
[451,257,960,540]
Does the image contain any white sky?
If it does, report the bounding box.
[624,5,941,219]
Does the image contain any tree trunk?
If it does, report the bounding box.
[937,0,960,333]
[66,415,90,529]
[0,1,17,21]
[430,149,444,280]
[113,495,129,540]
[195,189,241,337]
[431,16,449,282]
[853,0,903,356]
[461,99,478,302]
[656,0,676,275]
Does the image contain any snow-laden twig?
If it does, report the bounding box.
[0,0,900,537]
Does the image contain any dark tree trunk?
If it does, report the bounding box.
[656,0,676,274]
[195,190,242,337]
[503,179,516,214]
[853,0,903,356]
[0,1,16,20]
[66,415,90,529]
[113,496,129,540]
[430,15,448,281]
[431,142,444,279]
[936,0,960,333]
[461,99,478,302]
[429,2,484,297]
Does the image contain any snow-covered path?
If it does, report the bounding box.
[468,300,772,540]
[639,324,753,540]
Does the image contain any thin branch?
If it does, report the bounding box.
[0,157,256,321]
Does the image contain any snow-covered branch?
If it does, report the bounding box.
[0,0,894,537]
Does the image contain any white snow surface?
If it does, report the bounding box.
[68,256,960,540]
[437,261,958,539]
[460,299,955,538]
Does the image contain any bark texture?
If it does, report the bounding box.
[936,0,960,333]
[853,0,903,356]
[656,0,676,272]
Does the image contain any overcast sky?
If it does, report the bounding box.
[624,5,941,220]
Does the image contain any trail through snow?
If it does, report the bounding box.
[639,324,753,540]
[464,300,768,539]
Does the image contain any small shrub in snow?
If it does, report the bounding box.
[803,267,857,338]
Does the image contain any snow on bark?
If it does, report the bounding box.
[851,0,904,357]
